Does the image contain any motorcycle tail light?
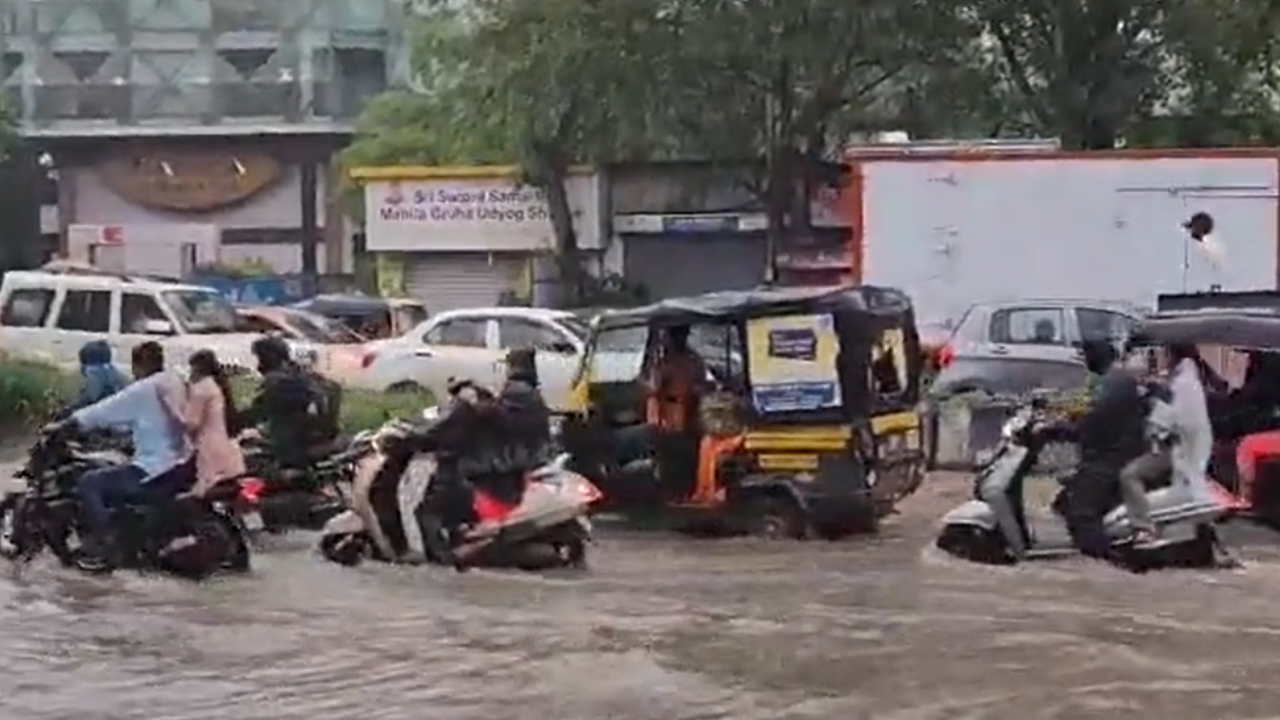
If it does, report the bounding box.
[937,344,955,368]
[238,477,266,504]
[576,478,604,504]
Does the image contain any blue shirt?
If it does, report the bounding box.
[72,373,188,480]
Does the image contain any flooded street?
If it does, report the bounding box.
[4,465,1280,720]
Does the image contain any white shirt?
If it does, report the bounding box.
[1168,358,1214,500]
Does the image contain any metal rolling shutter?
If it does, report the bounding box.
[623,232,769,300]
[403,251,528,313]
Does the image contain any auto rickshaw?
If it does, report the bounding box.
[560,285,926,539]
[1128,299,1280,523]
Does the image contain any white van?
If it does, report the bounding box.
[0,269,300,373]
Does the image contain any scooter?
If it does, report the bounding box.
[318,409,603,570]
[935,397,1231,570]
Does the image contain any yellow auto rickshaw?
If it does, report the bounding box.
[560,285,926,539]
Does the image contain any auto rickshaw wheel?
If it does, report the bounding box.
[745,497,808,540]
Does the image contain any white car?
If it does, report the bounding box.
[349,307,592,409]
[0,268,312,374]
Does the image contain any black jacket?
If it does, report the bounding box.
[1077,368,1148,469]
[241,365,330,465]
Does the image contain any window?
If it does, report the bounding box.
[870,327,909,399]
[0,288,54,327]
[498,317,573,352]
[56,290,111,332]
[424,318,486,347]
[121,293,171,334]
[989,307,1066,345]
[1078,308,1138,344]
[161,290,236,333]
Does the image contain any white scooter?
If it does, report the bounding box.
[936,397,1230,570]
[318,407,603,569]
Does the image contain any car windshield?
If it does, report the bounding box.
[285,311,356,343]
[162,290,237,333]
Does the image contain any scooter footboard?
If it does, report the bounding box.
[941,500,998,531]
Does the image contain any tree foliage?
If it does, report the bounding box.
[347,0,1280,293]
[967,0,1280,148]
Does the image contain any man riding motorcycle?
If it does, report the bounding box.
[55,341,190,571]
[1055,340,1149,559]
[367,350,555,566]
[365,378,500,564]
[240,336,341,468]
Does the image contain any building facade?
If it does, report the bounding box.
[2,0,406,275]
[357,166,606,312]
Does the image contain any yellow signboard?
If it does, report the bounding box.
[745,313,842,412]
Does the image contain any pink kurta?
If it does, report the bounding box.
[182,377,247,495]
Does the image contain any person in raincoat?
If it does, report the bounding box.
[71,340,128,411]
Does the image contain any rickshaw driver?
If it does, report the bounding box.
[645,325,710,497]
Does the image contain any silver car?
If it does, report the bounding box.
[924,298,1145,468]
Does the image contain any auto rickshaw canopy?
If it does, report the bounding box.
[1132,310,1280,351]
[593,284,914,330]
[583,284,921,424]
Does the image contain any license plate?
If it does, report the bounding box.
[242,511,265,531]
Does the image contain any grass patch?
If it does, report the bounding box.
[0,354,433,435]
[228,377,434,435]
[0,353,75,428]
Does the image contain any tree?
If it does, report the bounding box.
[968,0,1280,150]
[342,0,674,305]
[645,0,965,267]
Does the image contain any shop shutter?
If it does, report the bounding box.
[403,251,528,313]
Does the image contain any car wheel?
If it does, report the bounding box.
[387,381,425,394]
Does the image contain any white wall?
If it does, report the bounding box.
[861,155,1280,325]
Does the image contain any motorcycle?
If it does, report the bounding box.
[318,409,603,570]
[236,436,355,534]
[935,397,1230,570]
[0,428,252,579]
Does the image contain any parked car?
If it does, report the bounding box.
[0,268,311,375]
[348,307,592,410]
[922,298,1145,467]
[234,305,368,380]
[291,294,428,340]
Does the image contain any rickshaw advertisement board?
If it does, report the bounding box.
[746,313,842,412]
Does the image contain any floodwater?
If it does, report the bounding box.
[4,460,1280,720]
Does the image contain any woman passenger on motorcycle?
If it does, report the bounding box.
[179,349,246,496]
[489,347,553,504]
[59,341,190,570]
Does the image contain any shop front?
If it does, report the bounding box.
[354,166,604,312]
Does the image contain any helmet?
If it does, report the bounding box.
[251,335,291,367]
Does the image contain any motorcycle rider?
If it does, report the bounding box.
[1058,340,1149,559]
[488,347,553,503]
[69,340,128,411]
[367,378,499,564]
[56,341,190,570]
[240,336,340,468]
